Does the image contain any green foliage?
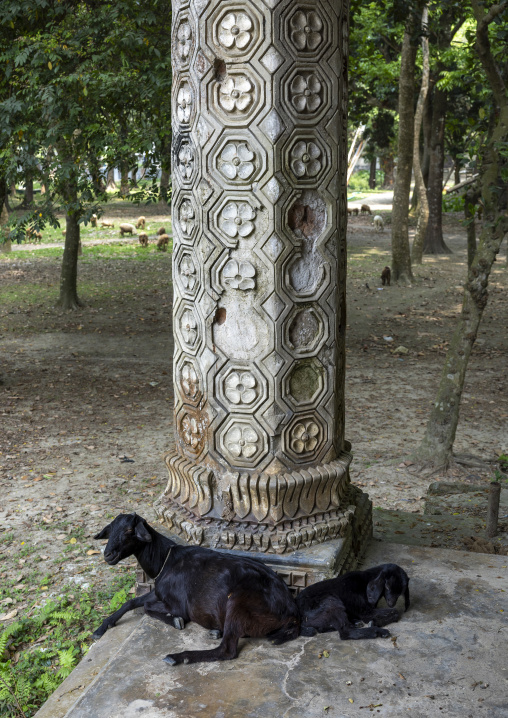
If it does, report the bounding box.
[0,574,134,717]
[442,193,464,212]
[348,170,385,192]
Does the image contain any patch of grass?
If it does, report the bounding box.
[0,574,135,717]
[0,284,58,309]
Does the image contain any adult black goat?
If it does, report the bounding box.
[93,513,300,665]
[297,563,410,638]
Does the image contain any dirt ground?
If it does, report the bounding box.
[1,205,507,617]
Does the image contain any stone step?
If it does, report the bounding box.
[36,541,508,718]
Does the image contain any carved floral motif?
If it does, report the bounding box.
[180,309,198,345]
[182,414,200,449]
[219,142,256,181]
[290,140,322,178]
[224,371,258,405]
[179,200,195,236]
[176,21,192,63]
[181,362,199,399]
[289,10,323,51]
[218,12,253,51]
[219,201,256,238]
[222,259,256,290]
[180,254,196,290]
[290,419,320,454]
[177,143,194,181]
[176,83,192,124]
[290,73,322,113]
[225,424,261,459]
[219,76,254,113]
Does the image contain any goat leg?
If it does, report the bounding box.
[338,625,391,640]
[164,632,240,666]
[355,607,399,627]
[93,591,152,640]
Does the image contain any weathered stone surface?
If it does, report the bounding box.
[47,543,508,718]
[160,0,368,554]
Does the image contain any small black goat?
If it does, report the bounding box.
[93,513,300,665]
[297,563,410,639]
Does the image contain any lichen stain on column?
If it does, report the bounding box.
[157,0,371,560]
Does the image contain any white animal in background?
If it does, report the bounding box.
[373,215,385,232]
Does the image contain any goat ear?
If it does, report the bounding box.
[134,519,152,543]
[94,523,111,540]
[366,574,385,606]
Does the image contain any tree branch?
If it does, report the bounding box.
[471,0,507,108]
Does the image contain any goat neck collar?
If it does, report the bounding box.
[154,546,172,580]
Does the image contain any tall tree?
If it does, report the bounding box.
[415,0,508,469]
[411,5,431,264]
[391,9,421,283]
[423,2,465,254]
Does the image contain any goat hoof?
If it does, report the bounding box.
[183,657,190,665]
[367,621,374,628]
[378,628,391,638]
[163,655,177,666]
[173,617,185,630]
[208,629,222,640]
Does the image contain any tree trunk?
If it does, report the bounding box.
[160,169,170,204]
[0,178,10,253]
[9,183,16,199]
[411,5,430,265]
[380,153,395,188]
[415,0,508,468]
[130,165,138,187]
[106,169,116,191]
[21,175,34,208]
[120,164,129,196]
[454,164,461,185]
[369,156,377,189]
[464,187,478,268]
[391,25,418,283]
[56,212,83,310]
[423,83,451,253]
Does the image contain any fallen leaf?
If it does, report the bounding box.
[86,549,100,555]
[0,609,18,621]
[69,537,77,544]
[322,650,330,658]
[349,698,354,704]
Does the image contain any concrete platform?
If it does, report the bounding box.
[38,541,508,718]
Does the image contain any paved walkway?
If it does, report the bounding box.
[36,540,508,718]
[348,191,394,212]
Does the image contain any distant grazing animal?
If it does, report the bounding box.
[297,563,409,639]
[136,216,146,229]
[91,214,98,227]
[361,204,372,215]
[373,215,384,231]
[381,266,391,286]
[119,223,136,237]
[101,220,115,228]
[157,226,166,236]
[138,232,149,247]
[157,234,169,251]
[347,207,352,216]
[93,513,300,665]
[34,231,42,243]
[351,207,359,216]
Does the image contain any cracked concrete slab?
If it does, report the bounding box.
[41,541,508,718]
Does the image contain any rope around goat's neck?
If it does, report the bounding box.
[154,546,172,581]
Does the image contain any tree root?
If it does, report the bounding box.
[55,296,84,311]
[407,453,494,478]
[453,453,498,468]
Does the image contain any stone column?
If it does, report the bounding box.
[157,0,371,584]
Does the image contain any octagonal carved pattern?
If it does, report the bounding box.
[217,364,267,414]
[176,356,203,405]
[217,418,269,468]
[285,6,330,59]
[209,4,264,61]
[174,303,202,356]
[174,77,195,129]
[283,413,327,463]
[174,194,198,245]
[176,250,200,299]
[209,67,264,127]
[283,68,331,124]
[283,304,328,357]
[172,13,194,70]
[284,359,326,409]
[174,136,197,187]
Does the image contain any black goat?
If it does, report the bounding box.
[297,563,409,639]
[93,513,300,665]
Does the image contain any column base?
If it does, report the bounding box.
[146,485,372,595]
